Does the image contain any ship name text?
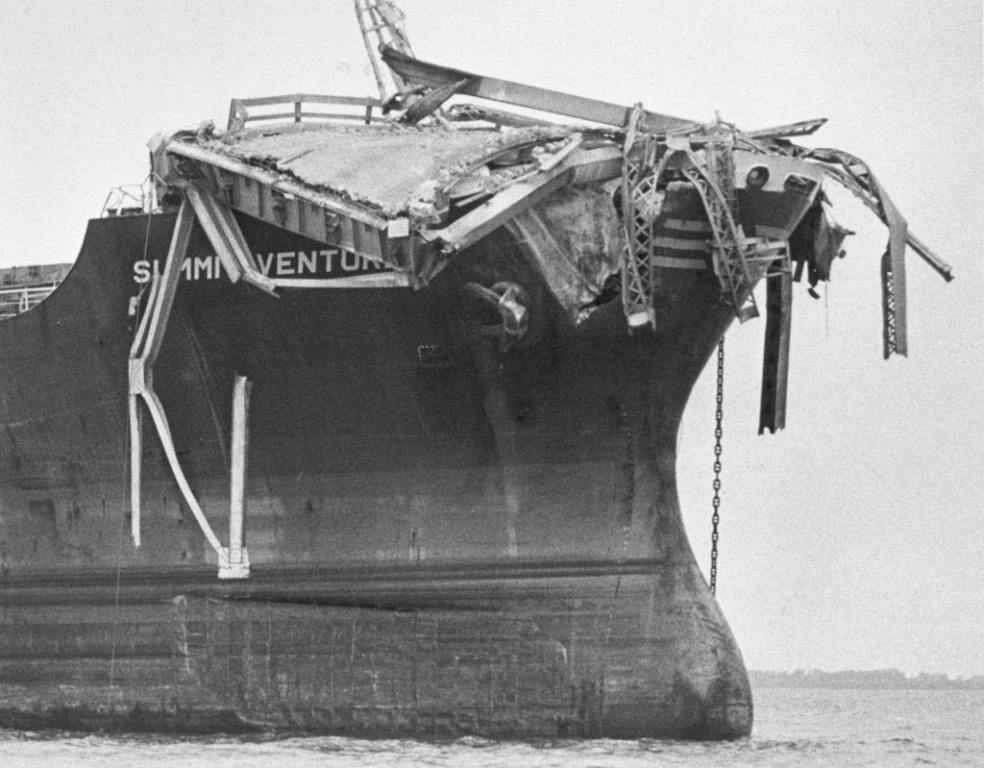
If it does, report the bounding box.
[133,248,386,284]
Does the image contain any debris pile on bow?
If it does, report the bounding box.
[146,0,952,433]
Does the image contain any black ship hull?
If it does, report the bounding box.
[0,210,749,738]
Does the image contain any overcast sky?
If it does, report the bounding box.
[1,1,982,676]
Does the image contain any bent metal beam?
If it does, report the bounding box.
[126,185,410,577]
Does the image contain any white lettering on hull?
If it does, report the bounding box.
[133,249,387,284]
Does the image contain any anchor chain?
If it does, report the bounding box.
[710,338,724,594]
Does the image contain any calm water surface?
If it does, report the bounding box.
[1,688,981,767]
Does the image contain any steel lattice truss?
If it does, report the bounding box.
[619,126,794,328]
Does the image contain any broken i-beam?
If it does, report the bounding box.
[759,260,793,434]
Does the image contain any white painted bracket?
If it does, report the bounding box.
[219,375,251,579]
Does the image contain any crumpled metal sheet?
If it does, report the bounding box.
[506,186,623,324]
[798,148,908,357]
[197,124,574,219]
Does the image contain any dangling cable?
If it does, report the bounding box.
[710,338,724,594]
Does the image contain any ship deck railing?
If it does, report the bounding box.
[101,180,156,218]
[227,94,385,131]
[0,283,61,319]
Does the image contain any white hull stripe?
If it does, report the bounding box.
[653,235,710,252]
[663,218,713,233]
[653,256,708,270]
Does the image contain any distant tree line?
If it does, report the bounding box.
[749,669,984,690]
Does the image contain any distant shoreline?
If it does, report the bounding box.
[750,669,984,690]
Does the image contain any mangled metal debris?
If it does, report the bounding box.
[146,0,952,449]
